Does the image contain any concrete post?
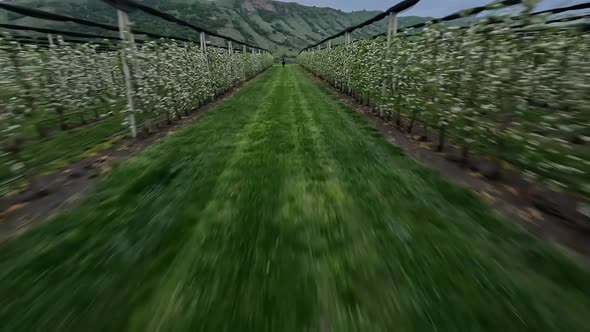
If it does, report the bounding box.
[117,10,137,138]
[380,12,398,117]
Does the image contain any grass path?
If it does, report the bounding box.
[1,65,590,331]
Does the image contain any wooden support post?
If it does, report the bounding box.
[380,12,398,118]
[117,9,137,138]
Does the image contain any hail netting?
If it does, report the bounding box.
[0,3,197,44]
[99,0,271,52]
[300,0,421,52]
[298,1,590,196]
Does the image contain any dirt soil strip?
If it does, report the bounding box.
[304,70,590,261]
[0,70,271,241]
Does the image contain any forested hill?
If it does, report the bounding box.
[0,0,431,57]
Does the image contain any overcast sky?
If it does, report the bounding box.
[286,0,588,16]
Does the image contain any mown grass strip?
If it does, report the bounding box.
[0,65,589,332]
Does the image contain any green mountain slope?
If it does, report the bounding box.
[1,0,431,57]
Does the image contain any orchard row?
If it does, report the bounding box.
[0,34,273,187]
[299,11,589,196]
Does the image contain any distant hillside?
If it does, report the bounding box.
[0,0,432,57]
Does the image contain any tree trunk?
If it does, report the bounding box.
[57,108,67,130]
[407,112,417,133]
[35,123,47,139]
[461,147,469,166]
[437,127,446,152]
[79,111,86,125]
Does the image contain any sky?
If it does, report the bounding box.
[287,0,588,17]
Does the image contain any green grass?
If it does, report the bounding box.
[1,65,590,331]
